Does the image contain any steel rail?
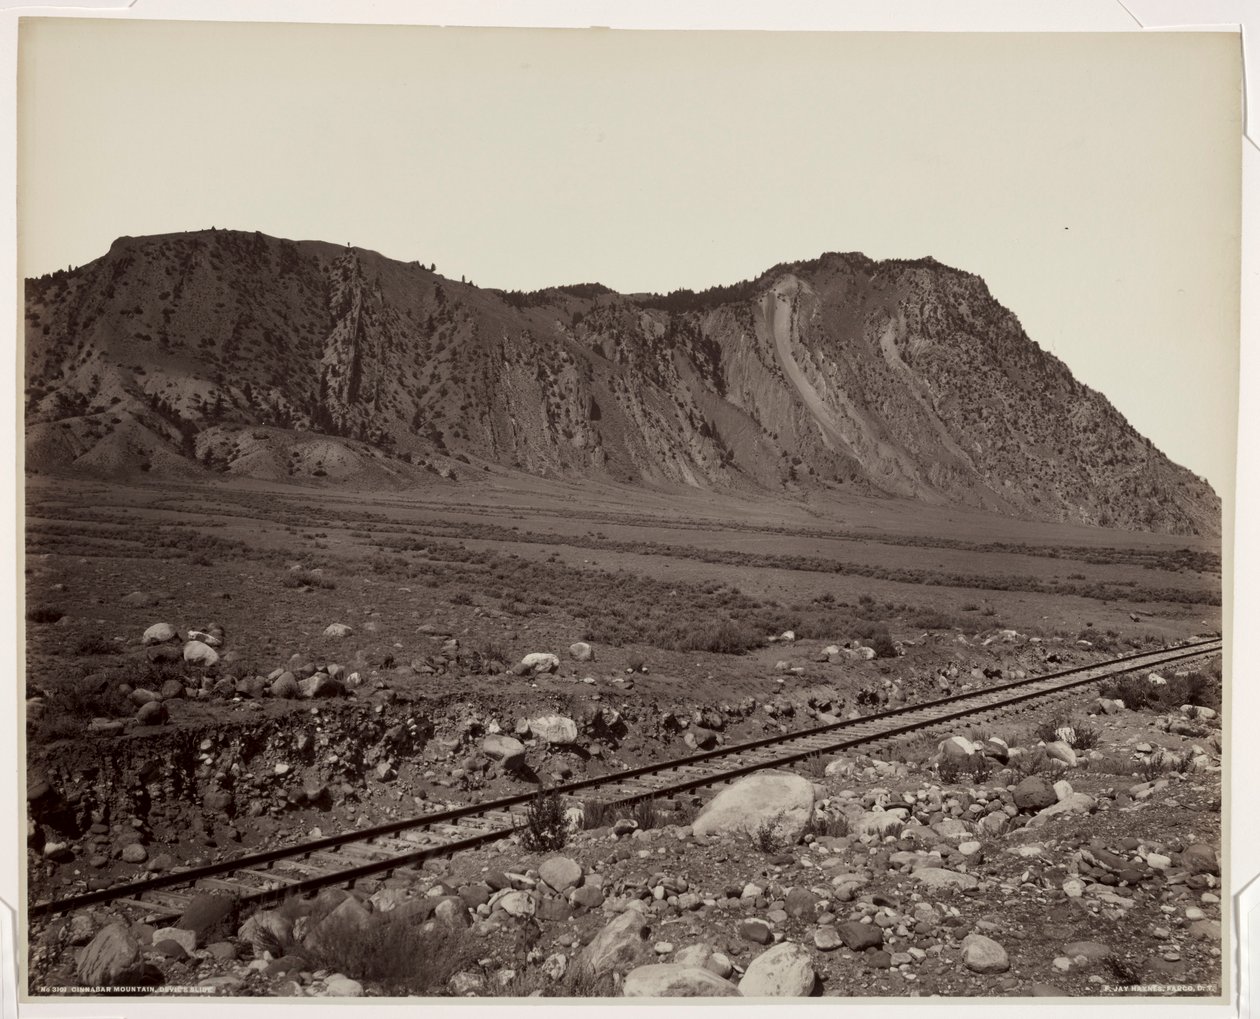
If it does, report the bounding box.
[29,637,1221,918]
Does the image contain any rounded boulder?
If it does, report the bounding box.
[183,640,219,668]
[142,622,178,646]
[737,942,817,996]
[623,964,740,997]
[692,771,815,844]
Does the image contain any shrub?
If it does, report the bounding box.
[1006,748,1054,781]
[966,753,994,781]
[797,754,830,780]
[1072,722,1102,751]
[1098,674,1157,710]
[813,813,851,838]
[1098,669,1222,714]
[749,815,783,853]
[678,618,761,654]
[937,756,963,784]
[670,797,701,826]
[27,606,64,624]
[631,797,660,831]
[28,674,132,744]
[72,633,122,656]
[582,796,669,832]
[852,622,898,659]
[303,910,479,994]
[1032,709,1100,749]
[580,799,623,830]
[281,568,336,590]
[521,787,569,851]
[1136,751,1190,781]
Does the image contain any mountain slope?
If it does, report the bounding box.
[23,229,1220,535]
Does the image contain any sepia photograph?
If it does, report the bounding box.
[11,11,1244,1009]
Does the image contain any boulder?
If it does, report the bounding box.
[76,923,140,985]
[910,867,979,892]
[434,898,470,928]
[836,921,883,951]
[539,856,583,892]
[482,734,526,769]
[152,927,197,954]
[1044,741,1077,767]
[300,674,345,698]
[136,700,169,726]
[187,629,222,647]
[738,942,817,996]
[529,714,579,745]
[1013,775,1057,811]
[183,640,219,667]
[1025,792,1096,829]
[961,933,1009,974]
[1063,941,1112,964]
[142,622,178,645]
[740,920,773,945]
[674,944,732,977]
[325,974,364,996]
[270,673,301,698]
[203,788,233,814]
[323,623,353,638]
[495,890,537,918]
[572,884,605,909]
[939,736,977,761]
[238,910,294,952]
[623,964,740,997]
[784,887,819,918]
[578,909,652,977]
[980,737,1010,763]
[121,844,148,864]
[568,642,595,662]
[521,652,561,674]
[306,895,372,952]
[176,894,236,944]
[1182,843,1220,875]
[691,771,815,844]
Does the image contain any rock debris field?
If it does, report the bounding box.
[27,618,1223,999]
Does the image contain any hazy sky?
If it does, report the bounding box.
[17,20,1241,496]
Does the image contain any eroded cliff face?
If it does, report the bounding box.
[23,230,1220,535]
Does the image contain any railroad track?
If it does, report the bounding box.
[31,637,1222,923]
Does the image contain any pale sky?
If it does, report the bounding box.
[17,20,1242,497]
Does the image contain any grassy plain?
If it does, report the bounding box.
[24,470,1220,730]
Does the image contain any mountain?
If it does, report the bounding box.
[23,228,1220,536]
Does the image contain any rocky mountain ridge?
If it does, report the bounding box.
[23,229,1219,535]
